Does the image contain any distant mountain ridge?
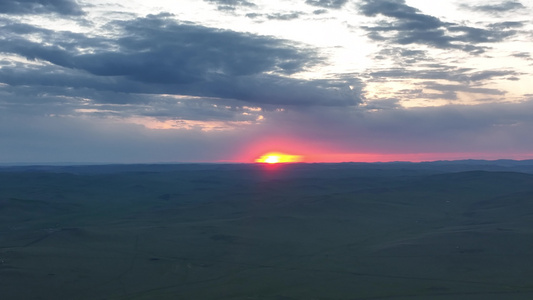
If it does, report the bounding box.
[1,159,533,174]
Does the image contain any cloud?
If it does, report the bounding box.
[460,1,525,14]
[423,82,506,98]
[256,99,533,156]
[204,0,256,11]
[0,112,254,163]
[0,58,361,110]
[82,19,310,79]
[490,21,524,30]
[204,0,255,6]
[372,47,430,64]
[245,12,262,19]
[245,12,305,21]
[0,0,84,15]
[5,14,314,79]
[0,12,363,129]
[362,99,401,110]
[364,65,517,103]
[305,0,348,9]
[313,9,328,15]
[266,12,303,21]
[512,52,531,60]
[358,0,519,53]
[0,0,531,164]
[3,97,533,163]
[368,66,517,84]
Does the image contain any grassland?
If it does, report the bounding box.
[1,162,533,299]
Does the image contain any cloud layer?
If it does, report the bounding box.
[0,0,532,163]
[359,0,520,53]
[0,13,360,109]
[0,0,84,15]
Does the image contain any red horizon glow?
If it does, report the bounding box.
[230,148,532,164]
[222,136,533,164]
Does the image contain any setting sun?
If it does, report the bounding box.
[255,152,303,164]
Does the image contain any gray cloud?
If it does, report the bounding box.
[512,52,531,59]
[359,0,519,53]
[313,9,328,15]
[460,1,525,14]
[490,21,524,30]
[368,66,517,83]
[0,79,266,128]
[4,97,533,163]
[246,12,305,21]
[423,82,506,97]
[372,47,430,64]
[204,0,256,11]
[0,112,252,163]
[366,66,515,102]
[205,0,255,6]
[0,0,84,15]
[0,14,362,110]
[305,0,348,9]
[259,99,533,155]
[245,13,262,19]
[3,14,313,78]
[362,98,401,110]
[467,70,520,82]
[266,12,302,20]
[0,58,361,109]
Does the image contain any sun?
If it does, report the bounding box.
[255,152,303,164]
[264,155,280,164]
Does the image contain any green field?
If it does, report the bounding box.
[2,162,533,299]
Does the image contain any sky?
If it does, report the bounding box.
[0,0,532,163]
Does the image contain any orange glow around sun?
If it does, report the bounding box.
[255,152,303,164]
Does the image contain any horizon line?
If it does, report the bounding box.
[2,158,533,167]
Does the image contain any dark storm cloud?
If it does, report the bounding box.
[358,0,518,53]
[460,1,525,13]
[0,0,84,15]
[0,14,361,107]
[305,0,348,9]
